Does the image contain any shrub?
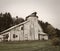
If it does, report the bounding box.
[52,37,60,46]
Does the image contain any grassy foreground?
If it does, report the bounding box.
[0,40,60,51]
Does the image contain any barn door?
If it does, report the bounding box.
[38,34,40,40]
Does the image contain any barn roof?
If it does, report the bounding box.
[0,20,29,34]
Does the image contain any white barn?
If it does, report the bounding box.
[0,12,48,41]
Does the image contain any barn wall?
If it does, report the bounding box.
[24,21,31,40]
[26,17,39,40]
[9,25,24,41]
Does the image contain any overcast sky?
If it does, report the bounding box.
[0,0,60,29]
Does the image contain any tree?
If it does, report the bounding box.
[0,13,3,32]
[0,12,13,32]
[14,16,24,25]
[55,28,60,38]
[3,12,13,29]
[46,24,56,39]
[38,20,49,33]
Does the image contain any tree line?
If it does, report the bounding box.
[38,20,60,46]
[0,12,24,32]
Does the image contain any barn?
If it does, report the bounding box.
[0,12,48,41]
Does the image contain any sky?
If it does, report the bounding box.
[0,0,60,29]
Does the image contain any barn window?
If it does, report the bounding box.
[21,26,23,30]
[13,34,18,38]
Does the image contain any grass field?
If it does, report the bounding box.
[0,40,60,51]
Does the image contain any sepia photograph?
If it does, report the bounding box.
[0,0,60,51]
